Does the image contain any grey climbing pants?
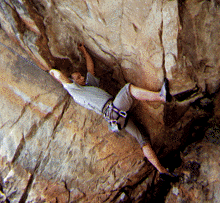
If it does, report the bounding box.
[108,83,150,147]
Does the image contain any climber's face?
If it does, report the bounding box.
[71,72,86,86]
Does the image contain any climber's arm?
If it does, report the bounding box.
[49,69,72,84]
[78,44,95,76]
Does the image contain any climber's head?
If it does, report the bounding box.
[71,72,86,86]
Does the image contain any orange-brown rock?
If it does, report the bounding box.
[0,29,150,202]
[166,140,220,203]
[1,0,218,146]
[0,0,220,202]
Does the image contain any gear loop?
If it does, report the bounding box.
[103,100,128,132]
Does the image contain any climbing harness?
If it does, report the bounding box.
[103,100,128,132]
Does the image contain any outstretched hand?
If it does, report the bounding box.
[78,43,95,76]
[49,69,72,84]
[78,43,86,53]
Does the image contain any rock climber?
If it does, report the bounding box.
[49,44,177,181]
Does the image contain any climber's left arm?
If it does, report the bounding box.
[78,44,95,76]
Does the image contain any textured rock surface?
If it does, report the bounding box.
[0,29,153,202]
[0,0,220,202]
[165,126,220,203]
[165,92,220,203]
[0,0,219,146]
[179,0,220,94]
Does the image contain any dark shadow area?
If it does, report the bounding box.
[173,86,199,102]
[142,180,173,203]
[138,92,215,203]
[53,57,76,76]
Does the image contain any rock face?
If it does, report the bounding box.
[0,30,150,202]
[165,95,220,203]
[0,0,219,144]
[165,126,220,202]
[179,0,220,94]
[0,0,220,202]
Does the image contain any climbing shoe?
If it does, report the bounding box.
[159,172,179,183]
[160,78,171,102]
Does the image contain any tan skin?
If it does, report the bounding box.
[71,72,86,86]
[49,44,168,174]
[70,44,94,86]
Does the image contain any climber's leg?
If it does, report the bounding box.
[142,143,168,173]
[124,119,168,173]
[113,83,133,112]
[129,84,165,102]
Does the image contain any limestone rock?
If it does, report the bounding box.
[0,0,220,201]
[166,141,220,203]
[179,0,220,94]
[0,0,54,70]
[165,116,220,203]
[0,163,32,203]
[1,0,219,146]
[0,29,150,202]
